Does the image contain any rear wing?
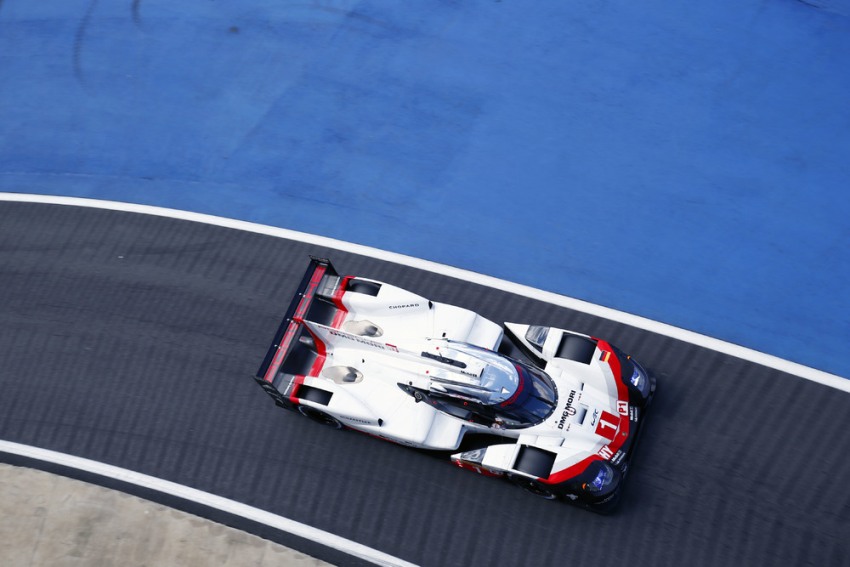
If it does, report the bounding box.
[255,258,347,402]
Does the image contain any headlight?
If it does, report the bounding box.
[628,359,651,396]
[629,365,643,387]
[583,463,615,493]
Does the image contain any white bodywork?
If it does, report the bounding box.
[282,274,634,483]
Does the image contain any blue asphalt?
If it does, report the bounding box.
[1,1,848,378]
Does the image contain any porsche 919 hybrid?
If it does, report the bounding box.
[255,258,656,512]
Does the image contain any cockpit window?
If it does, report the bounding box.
[421,343,558,429]
[493,362,557,427]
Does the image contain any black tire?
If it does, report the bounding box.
[297,405,344,429]
[508,474,558,500]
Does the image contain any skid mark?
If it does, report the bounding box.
[73,0,100,87]
[131,0,142,27]
[796,0,850,16]
[281,1,403,36]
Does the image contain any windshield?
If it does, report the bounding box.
[430,342,559,428]
[494,362,558,427]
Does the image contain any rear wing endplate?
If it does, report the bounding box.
[255,257,343,386]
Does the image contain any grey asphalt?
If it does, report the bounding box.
[1,202,848,567]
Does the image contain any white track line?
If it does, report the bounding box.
[1,192,847,392]
[0,440,418,567]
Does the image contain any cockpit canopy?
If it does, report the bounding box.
[402,342,559,429]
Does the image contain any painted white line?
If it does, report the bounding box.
[0,440,418,567]
[1,192,847,394]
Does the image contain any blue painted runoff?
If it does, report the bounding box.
[1,0,848,377]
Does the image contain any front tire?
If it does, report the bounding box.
[508,474,558,500]
[297,406,344,429]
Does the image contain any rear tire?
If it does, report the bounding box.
[297,406,343,429]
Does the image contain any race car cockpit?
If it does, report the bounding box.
[400,343,558,429]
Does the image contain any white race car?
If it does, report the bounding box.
[255,258,656,511]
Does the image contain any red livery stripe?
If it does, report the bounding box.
[499,364,526,406]
[330,275,353,329]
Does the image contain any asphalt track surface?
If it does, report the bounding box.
[2,202,849,567]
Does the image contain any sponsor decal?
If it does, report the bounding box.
[610,450,625,466]
[388,303,420,310]
[629,406,639,422]
[458,367,481,378]
[557,390,578,430]
[340,416,373,424]
[589,409,599,426]
[598,445,614,459]
[327,328,399,352]
[594,410,619,441]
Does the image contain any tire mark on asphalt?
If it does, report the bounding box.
[286,1,402,35]
[795,0,850,16]
[131,0,142,28]
[73,0,100,88]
